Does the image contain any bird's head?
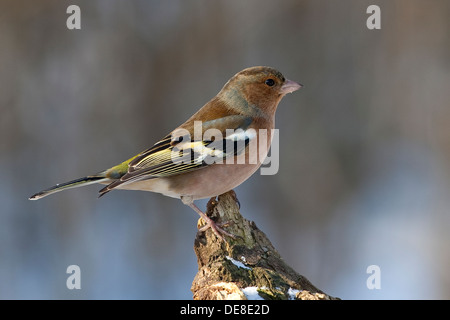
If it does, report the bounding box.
[218,66,302,116]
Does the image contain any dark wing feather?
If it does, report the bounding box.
[99,115,253,196]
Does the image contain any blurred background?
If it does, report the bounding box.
[1,0,449,299]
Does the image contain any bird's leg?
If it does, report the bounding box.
[181,196,236,240]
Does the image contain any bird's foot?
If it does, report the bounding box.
[183,195,237,241]
[198,217,236,241]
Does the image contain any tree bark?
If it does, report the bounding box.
[191,190,338,300]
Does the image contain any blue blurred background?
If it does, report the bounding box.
[1,0,450,299]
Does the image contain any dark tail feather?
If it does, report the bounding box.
[29,175,110,200]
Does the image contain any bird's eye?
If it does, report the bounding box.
[265,78,275,87]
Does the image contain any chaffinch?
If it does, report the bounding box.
[29,66,302,239]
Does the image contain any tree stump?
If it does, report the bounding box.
[191,190,338,300]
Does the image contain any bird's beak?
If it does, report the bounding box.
[280,79,303,94]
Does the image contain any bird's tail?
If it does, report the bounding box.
[29,174,110,200]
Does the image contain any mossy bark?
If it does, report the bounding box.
[191,190,338,300]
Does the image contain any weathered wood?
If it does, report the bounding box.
[191,190,338,300]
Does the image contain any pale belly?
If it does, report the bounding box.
[115,124,274,200]
[117,162,262,200]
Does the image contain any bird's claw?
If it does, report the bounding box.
[198,219,237,240]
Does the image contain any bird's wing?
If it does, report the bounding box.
[99,115,253,195]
